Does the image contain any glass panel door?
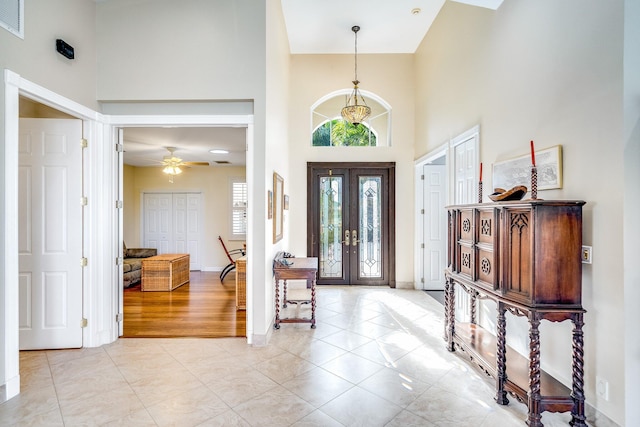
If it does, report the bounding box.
[319,175,344,280]
[358,176,382,279]
[308,163,395,286]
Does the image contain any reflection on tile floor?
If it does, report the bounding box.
[1,286,591,426]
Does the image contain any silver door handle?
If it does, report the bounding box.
[342,230,350,246]
[352,229,360,246]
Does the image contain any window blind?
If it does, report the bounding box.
[231,181,247,237]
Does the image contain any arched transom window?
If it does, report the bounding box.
[311,90,391,147]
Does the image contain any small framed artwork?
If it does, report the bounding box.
[492,145,563,191]
[267,190,273,219]
[284,195,289,210]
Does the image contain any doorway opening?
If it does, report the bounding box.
[119,126,248,338]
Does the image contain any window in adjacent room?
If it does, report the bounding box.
[230,178,247,239]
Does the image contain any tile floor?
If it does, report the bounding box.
[1,286,592,426]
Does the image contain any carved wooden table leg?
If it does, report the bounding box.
[496,301,509,405]
[274,279,280,329]
[470,290,478,325]
[527,312,542,427]
[282,279,288,308]
[310,278,316,329]
[443,279,451,343]
[570,312,587,427]
[446,278,456,352]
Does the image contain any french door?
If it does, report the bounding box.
[307,163,395,286]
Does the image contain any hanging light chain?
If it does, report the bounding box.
[341,25,371,125]
[353,25,360,84]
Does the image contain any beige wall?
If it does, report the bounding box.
[415,0,624,423]
[259,0,292,338]
[0,0,98,110]
[123,165,246,270]
[96,0,264,102]
[287,54,416,285]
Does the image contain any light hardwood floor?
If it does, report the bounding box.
[123,270,246,338]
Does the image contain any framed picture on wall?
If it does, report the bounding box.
[268,190,273,219]
[492,145,563,191]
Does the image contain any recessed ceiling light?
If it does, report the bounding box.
[411,8,421,15]
[209,149,229,154]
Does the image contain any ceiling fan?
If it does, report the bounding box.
[161,147,209,182]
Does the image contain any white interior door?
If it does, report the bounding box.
[452,128,479,322]
[423,163,447,290]
[144,193,172,253]
[453,136,477,204]
[144,192,202,270]
[185,194,202,270]
[19,118,83,350]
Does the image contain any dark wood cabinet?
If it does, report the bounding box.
[445,200,587,427]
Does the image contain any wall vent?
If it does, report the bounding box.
[0,0,23,39]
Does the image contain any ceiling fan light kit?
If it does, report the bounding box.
[341,25,371,126]
[159,146,209,182]
[162,165,182,175]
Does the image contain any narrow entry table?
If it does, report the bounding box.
[273,257,318,329]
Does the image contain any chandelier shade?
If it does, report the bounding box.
[341,25,371,125]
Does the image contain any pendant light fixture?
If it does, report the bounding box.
[341,25,371,125]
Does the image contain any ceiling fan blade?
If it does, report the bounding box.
[183,161,210,166]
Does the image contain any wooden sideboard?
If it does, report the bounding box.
[444,200,587,427]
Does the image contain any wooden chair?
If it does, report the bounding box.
[218,236,245,282]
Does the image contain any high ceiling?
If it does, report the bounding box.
[122,0,503,169]
[282,0,502,54]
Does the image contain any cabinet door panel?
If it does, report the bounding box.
[459,244,474,278]
[478,209,496,244]
[477,248,496,290]
[458,209,474,242]
[502,209,532,302]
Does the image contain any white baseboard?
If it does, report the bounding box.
[395,281,414,289]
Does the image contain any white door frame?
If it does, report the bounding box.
[2,69,255,403]
[107,115,254,342]
[413,125,480,289]
[3,69,107,402]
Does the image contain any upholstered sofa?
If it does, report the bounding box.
[123,244,157,288]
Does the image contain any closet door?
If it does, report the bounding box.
[143,193,172,253]
[143,192,202,270]
[173,193,202,270]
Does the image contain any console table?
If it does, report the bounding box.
[273,257,318,329]
[445,200,586,427]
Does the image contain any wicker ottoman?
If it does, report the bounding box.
[141,254,190,291]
